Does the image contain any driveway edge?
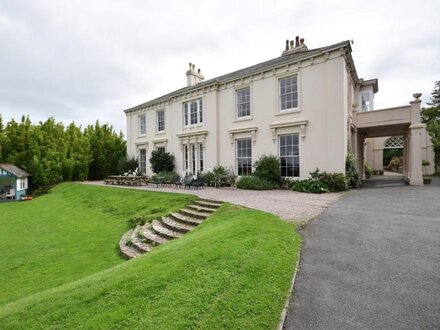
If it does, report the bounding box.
[277,245,302,330]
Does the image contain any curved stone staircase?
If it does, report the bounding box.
[119,199,223,259]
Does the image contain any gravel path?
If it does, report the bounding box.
[83,181,342,221]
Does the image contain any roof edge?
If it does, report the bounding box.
[124,40,352,113]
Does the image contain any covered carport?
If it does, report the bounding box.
[353,94,425,185]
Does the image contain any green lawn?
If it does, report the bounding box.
[0,183,195,305]
[0,184,300,329]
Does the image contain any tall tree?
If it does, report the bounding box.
[85,121,126,180]
[421,81,440,170]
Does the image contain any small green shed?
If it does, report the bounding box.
[0,164,31,201]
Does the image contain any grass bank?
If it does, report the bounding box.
[0,183,195,305]
[0,201,300,329]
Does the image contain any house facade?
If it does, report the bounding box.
[124,37,433,185]
[0,164,30,200]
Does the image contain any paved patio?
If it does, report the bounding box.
[83,181,342,221]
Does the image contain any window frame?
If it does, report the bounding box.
[278,134,300,178]
[139,149,147,175]
[235,138,252,176]
[156,109,165,133]
[278,74,299,113]
[359,91,374,112]
[235,86,251,119]
[138,114,146,136]
[183,98,203,127]
[199,143,204,173]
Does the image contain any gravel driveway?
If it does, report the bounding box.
[83,181,342,221]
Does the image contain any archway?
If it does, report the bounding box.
[383,136,404,173]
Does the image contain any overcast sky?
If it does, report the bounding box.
[1,0,439,135]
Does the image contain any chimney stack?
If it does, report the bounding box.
[186,62,204,87]
[282,35,308,55]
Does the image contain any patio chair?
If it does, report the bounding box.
[184,175,194,189]
[174,175,183,189]
[152,176,164,188]
[6,189,15,200]
[193,176,205,190]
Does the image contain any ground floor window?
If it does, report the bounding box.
[236,138,252,176]
[192,144,196,174]
[199,144,204,172]
[183,143,205,174]
[139,149,147,175]
[279,134,299,177]
[156,146,166,152]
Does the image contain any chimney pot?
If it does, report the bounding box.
[192,64,195,71]
[189,62,192,70]
[295,36,300,47]
[300,38,304,46]
[289,40,294,49]
[197,68,201,74]
[285,40,289,51]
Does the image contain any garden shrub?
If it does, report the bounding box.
[117,156,139,175]
[198,167,236,187]
[236,176,277,190]
[364,162,373,179]
[300,169,348,193]
[203,171,215,187]
[157,171,178,182]
[149,149,175,174]
[291,179,328,194]
[253,155,281,186]
[345,152,360,188]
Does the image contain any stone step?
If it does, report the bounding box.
[187,204,217,213]
[161,216,195,234]
[170,212,203,226]
[119,229,142,259]
[152,220,182,240]
[179,208,211,220]
[197,199,223,206]
[193,200,222,209]
[130,228,153,253]
[139,224,169,246]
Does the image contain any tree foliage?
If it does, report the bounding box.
[421,81,440,169]
[0,116,126,189]
[149,149,175,174]
[253,154,281,185]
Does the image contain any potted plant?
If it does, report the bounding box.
[422,160,431,184]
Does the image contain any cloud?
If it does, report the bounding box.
[0,0,439,133]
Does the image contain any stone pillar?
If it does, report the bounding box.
[408,94,425,185]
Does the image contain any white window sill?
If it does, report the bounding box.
[138,134,147,138]
[183,124,204,129]
[155,131,166,135]
[276,108,301,116]
[234,116,253,123]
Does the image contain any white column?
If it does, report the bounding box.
[408,95,425,185]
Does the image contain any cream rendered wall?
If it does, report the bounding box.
[126,49,350,179]
[215,55,347,178]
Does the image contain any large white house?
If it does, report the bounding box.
[124,37,434,185]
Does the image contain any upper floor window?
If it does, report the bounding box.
[183,99,203,126]
[279,75,298,111]
[360,91,373,112]
[236,87,251,118]
[157,109,165,132]
[138,114,146,136]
